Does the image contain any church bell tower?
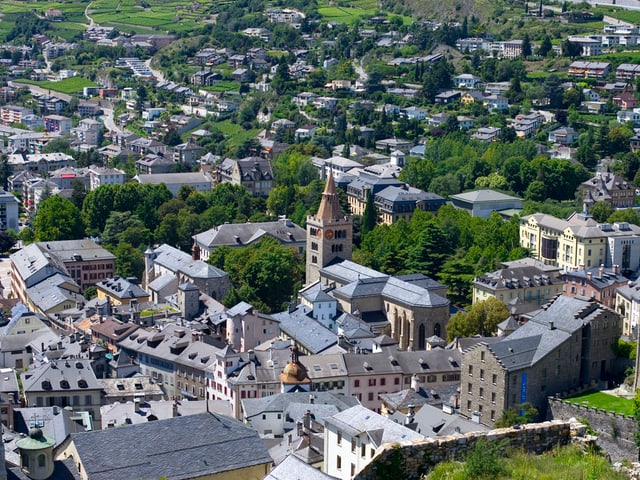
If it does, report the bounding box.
[305,170,352,284]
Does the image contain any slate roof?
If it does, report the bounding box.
[449,189,522,203]
[483,296,605,372]
[194,219,306,249]
[561,267,628,289]
[7,457,80,480]
[13,406,87,447]
[323,405,424,446]
[271,305,337,354]
[21,358,101,394]
[242,391,359,419]
[96,277,149,300]
[264,454,334,480]
[70,412,272,480]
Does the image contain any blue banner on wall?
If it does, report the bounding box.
[520,373,527,413]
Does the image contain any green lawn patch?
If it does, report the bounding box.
[214,119,260,148]
[564,391,634,416]
[16,77,98,94]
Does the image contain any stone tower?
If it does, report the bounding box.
[306,170,352,284]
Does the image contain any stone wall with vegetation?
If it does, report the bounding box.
[354,420,584,480]
[548,396,638,462]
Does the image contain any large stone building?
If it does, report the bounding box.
[520,212,640,273]
[582,171,635,212]
[306,171,353,285]
[216,156,274,197]
[319,261,450,350]
[461,296,622,426]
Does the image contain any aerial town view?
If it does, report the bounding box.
[5,0,640,478]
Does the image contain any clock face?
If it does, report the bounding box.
[324,229,334,240]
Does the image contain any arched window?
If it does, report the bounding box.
[434,323,441,338]
[38,454,46,468]
[418,324,425,350]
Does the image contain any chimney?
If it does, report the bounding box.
[587,272,593,281]
[548,321,555,330]
[411,374,420,392]
[579,263,585,271]
[303,410,311,430]
[172,398,179,418]
[248,350,255,362]
[613,264,620,275]
[309,394,314,404]
[296,421,303,437]
[288,433,292,445]
[599,264,605,279]
[134,398,141,413]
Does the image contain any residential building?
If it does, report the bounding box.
[454,73,482,88]
[192,217,307,261]
[134,172,214,196]
[173,141,203,167]
[323,405,424,479]
[375,137,413,153]
[615,281,640,337]
[0,105,32,126]
[373,185,445,225]
[225,301,280,352]
[0,190,19,231]
[471,126,501,142]
[483,94,509,112]
[473,258,563,306]
[59,412,272,480]
[10,240,115,306]
[241,391,359,437]
[548,127,579,145]
[216,157,274,197]
[449,189,523,218]
[306,171,353,285]
[567,35,603,56]
[520,212,640,272]
[71,118,102,146]
[561,265,627,309]
[460,296,622,426]
[143,243,231,301]
[21,358,103,427]
[88,166,125,190]
[502,39,524,58]
[136,153,175,174]
[76,316,139,354]
[568,61,611,78]
[6,152,76,175]
[96,276,150,307]
[581,172,635,211]
[44,115,71,135]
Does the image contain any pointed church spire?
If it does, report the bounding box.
[316,169,343,221]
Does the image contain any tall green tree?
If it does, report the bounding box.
[446,297,510,341]
[34,196,85,241]
[361,191,377,237]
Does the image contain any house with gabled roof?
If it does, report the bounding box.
[59,412,272,480]
[21,358,103,428]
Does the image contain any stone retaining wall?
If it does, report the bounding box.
[548,396,638,462]
[354,420,583,480]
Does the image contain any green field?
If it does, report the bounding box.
[214,120,261,149]
[605,10,640,24]
[16,77,98,95]
[317,0,380,24]
[564,391,634,416]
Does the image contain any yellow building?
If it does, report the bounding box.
[520,212,640,273]
[95,276,150,306]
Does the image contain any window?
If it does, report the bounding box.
[480,369,484,380]
[351,464,355,476]
[492,374,497,385]
[368,379,376,386]
[380,378,386,386]
[336,456,342,470]
[468,365,473,376]
[480,351,485,362]
[467,400,471,411]
[337,431,342,445]
[479,387,484,399]
[38,454,45,468]
[354,380,360,388]
[394,378,400,385]
[368,392,374,401]
[491,392,496,404]
[361,443,366,457]
[467,383,472,394]
[351,438,356,453]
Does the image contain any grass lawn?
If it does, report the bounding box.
[214,119,261,148]
[16,77,98,94]
[564,391,634,416]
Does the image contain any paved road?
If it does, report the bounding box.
[8,81,73,102]
[565,0,640,10]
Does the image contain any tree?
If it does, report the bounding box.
[522,34,532,58]
[361,191,377,237]
[102,211,149,248]
[212,237,302,313]
[446,297,509,341]
[0,231,16,253]
[114,242,144,279]
[495,402,538,427]
[538,35,552,57]
[589,201,614,223]
[34,196,85,241]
